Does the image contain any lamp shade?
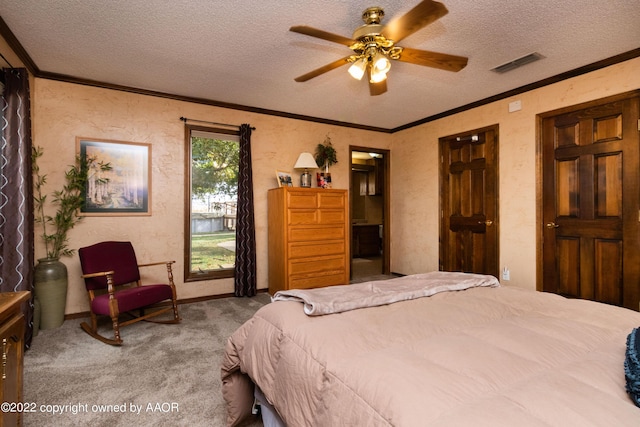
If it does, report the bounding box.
[294,152,318,170]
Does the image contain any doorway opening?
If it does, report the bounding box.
[350,146,390,282]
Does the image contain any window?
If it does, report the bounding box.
[184,125,239,281]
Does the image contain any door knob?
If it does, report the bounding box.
[478,220,493,226]
[546,222,559,228]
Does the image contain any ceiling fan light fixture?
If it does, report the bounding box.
[369,68,387,83]
[348,57,367,80]
[291,1,469,96]
[371,51,391,75]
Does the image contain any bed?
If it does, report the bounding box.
[221,272,640,426]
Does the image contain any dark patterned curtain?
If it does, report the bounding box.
[0,68,34,347]
[234,124,256,296]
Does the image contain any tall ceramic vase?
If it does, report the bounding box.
[34,258,68,329]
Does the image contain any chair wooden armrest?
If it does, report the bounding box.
[82,270,117,295]
[138,261,177,287]
[138,260,176,268]
[81,270,116,279]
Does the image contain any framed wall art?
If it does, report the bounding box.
[77,137,151,216]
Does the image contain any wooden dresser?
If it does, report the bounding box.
[268,187,349,294]
[0,291,29,427]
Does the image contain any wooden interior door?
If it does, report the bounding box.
[541,92,640,310]
[440,125,499,277]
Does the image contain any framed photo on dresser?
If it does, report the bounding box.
[275,170,293,187]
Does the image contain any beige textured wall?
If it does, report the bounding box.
[0,37,23,68]
[390,57,640,290]
[19,26,639,313]
[32,79,390,314]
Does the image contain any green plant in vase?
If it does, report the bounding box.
[314,135,338,188]
[32,146,112,258]
[31,146,112,329]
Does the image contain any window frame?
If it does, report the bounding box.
[184,124,240,282]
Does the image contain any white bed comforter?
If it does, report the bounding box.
[221,274,640,426]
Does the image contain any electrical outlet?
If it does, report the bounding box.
[502,267,510,281]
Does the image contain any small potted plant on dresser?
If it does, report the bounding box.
[314,135,338,188]
[31,146,111,330]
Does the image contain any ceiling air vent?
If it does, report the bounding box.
[491,52,544,74]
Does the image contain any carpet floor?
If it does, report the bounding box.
[23,293,271,427]
[23,270,399,427]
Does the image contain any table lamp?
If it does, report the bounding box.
[294,152,318,188]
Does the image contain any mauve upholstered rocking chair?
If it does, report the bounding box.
[78,241,181,345]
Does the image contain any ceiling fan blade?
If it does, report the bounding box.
[368,72,388,96]
[290,26,354,46]
[397,47,468,72]
[382,0,448,43]
[294,57,352,82]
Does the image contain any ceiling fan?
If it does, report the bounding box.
[290,0,468,96]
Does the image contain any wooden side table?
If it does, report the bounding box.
[0,291,30,427]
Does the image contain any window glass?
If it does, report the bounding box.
[185,126,239,281]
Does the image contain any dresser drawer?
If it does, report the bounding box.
[290,208,344,225]
[289,270,347,289]
[318,209,345,224]
[289,226,344,242]
[318,192,345,209]
[288,209,317,225]
[287,192,317,209]
[289,240,345,258]
[289,255,345,276]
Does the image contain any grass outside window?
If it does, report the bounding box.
[191,232,235,271]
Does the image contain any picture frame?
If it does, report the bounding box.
[77,137,151,216]
[275,170,293,187]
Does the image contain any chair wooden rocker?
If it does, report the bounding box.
[78,241,181,345]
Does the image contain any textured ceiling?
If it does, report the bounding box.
[0,0,639,130]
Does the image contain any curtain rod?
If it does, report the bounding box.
[180,116,255,130]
